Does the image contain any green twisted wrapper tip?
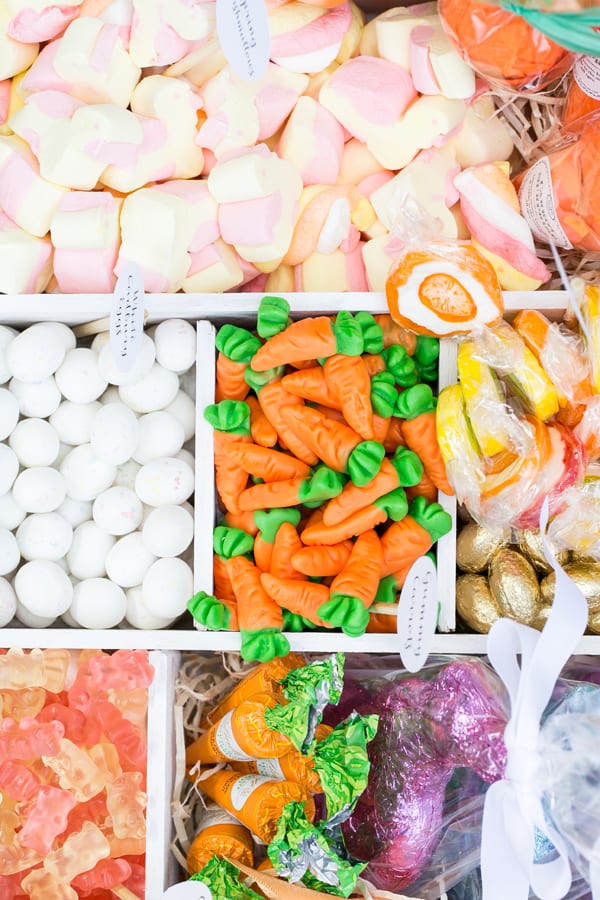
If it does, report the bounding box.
[331,311,364,357]
[318,595,370,637]
[313,712,378,821]
[354,311,384,354]
[240,629,290,663]
[216,325,263,363]
[187,592,231,630]
[391,446,424,487]
[409,495,452,542]
[374,485,408,521]
[382,344,418,387]
[395,383,436,419]
[213,525,254,559]
[244,365,285,392]
[190,856,262,899]
[347,440,385,486]
[204,400,251,435]
[370,371,397,418]
[298,466,346,505]
[267,802,366,898]
[254,508,302,544]
[257,295,291,339]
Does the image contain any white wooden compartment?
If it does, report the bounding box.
[1,290,598,655]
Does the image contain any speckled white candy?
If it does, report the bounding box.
[67,521,116,579]
[0,491,25,530]
[5,323,67,383]
[113,459,141,491]
[9,376,61,418]
[93,486,143,536]
[100,386,121,405]
[58,496,93,528]
[142,504,194,558]
[105,531,156,587]
[132,410,185,465]
[0,445,19,495]
[142,557,193,618]
[16,513,73,561]
[42,323,76,353]
[98,334,156,386]
[15,559,73,616]
[15,601,56,628]
[154,319,196,374]
[13,467,66,513]
[9,418,60,467]
[166,391,195,442]
[0,326,17,385]
[0,388,19,441]
[90,402,139,465]
[55,348,108,403]
[119,363,179,413]
[60,444,117,501]
[70,578,127,629]
[0,528,19,576]
[125,585,175,630]
[135,457,194,507]
[50,401,101,446]
[0,577,16,626]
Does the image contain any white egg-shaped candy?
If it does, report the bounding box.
[60,444,116,501]
[176,448,195,472]
[0,326,17,385]
[67,521,115,579]
[119,363,179,414]
[133,411,185,465]
[113,459,141,491]
[0,528,19,576]
[16,513,73,561]
[98,334,156,386]
[58,496,93,528]
[50,401,101,446]
[0,491,25,530]
[9,418,60,467]
[43,322,76,353]
[100,386,121,405]
[0,577,16,626]
[135,457,194,507]
[61,607,79,628]
[125,585,175,630]
[15,559,73,616]
[154,319,196,374]
[0,444,19,495]
[90,403,138,465]
[93,486,143,536]
[142,557,193,618]
[179,369,196,401]
[5,323,67,382]
[70,578,127,629]
[55,349,107,404]
[91,332,109,353]
[142,505,194,558]
[0,388,19,441]
[53,443,71,469]
[166,391,195,442]
[105,531,156,587]
[13,467,66,513]
[15,601,56,628]
[10,376,61,418]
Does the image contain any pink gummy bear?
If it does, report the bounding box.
[42,738,109,802]
[96,701,146,772]
[0,842,41,876]
[89,650,154,691]
[106,772,147,840]
[17,786,77,855]
[43,821,110,883]
[65,794,108,835]
[1,688,46,721]
[0,717,64,759]
[38,703,100,746]
[21,867,78,899]
[72,857,132,893]
[0,760,41,801]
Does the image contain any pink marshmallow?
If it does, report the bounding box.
[50,190,122,293]
[219,194,283,248]
[129,0,215,67]
[0,211,53,294]
[0,135,67,237]
[270,2,353,74]
[7,1,82,43]
[0,82,10,127]
[295,241,368,292]
[278,95,344,186]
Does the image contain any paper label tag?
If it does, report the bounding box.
[230,774,273,811]
[256,756,285,779]
[216,0,270,82]
[215,710,255,762]
[162,882,213,899]
[396,555,438,673]
[518,156,573,250]
[574,55,600,101]
[109,263,145,373]
[199,807,237,830]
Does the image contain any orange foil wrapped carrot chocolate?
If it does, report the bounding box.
[187,807,254,875]
[231,724,332,793]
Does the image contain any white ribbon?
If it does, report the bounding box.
[481,499,590,900]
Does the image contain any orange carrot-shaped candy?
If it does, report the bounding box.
[374,315,417,354]
[270,522,304,581]
[372,414,391,444]
[281,367,341,409]
[301,486,409,545]
[323,354,374,440]
[319,530,383,636]
[250,311,363,372]
[396,385,454,496]
[253,509,302,574]
[260,574,332,628]
[363,354,387,376]
[380,497,451,576]
[254,380,319,467]
[215,353,250,402]
[224,509,259,536]
[291,542,353,577]
[213,554,236,605]
[224,442,311,482]
[238,465,345,512]
[215,325,262,399]
[406,470,438,503]
[383,417,407,454]
[226,556,289,662]
[246,396,278,448]
[204,401,252,515]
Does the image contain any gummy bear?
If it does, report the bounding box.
[88,742,122,781]
[72,857,131,893]
[95,702,146,772]
[106,772,147,840]
[37,704,99,746]
[40,650,70,694]
[123,856,145,898]
[0,650,45,690]
[66,793,108,835]
[42,738,108,803]
[0,843,42,876]
[1,688,46,721]
[0,718,64,760]
[17,786,77,855]
[89,651,154,692]
[107,832,146,859]
[0,793,20,844]
[108,688,149,730]
[21,867,78,899]
[0,761,40,802]
[43,821,110,883]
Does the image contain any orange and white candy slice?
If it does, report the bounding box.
[385,241,504,337]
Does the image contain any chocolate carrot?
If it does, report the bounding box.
[323,354,374,440]
[301,486,408,545]
[291,541,353,577]
[204,400,252,515]
[226,556,290,662]
[238,465,346,512]
[251,311,363,371]
[318,530,383,636]
[246,396,278,448]
[280,367,341,409]
[253,509,302,573]
[260,574,332,628]
[224,442,312,482]
[396,384,454,496]
[380,496,451,577]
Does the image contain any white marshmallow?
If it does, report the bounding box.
[129,0,215,67]
[0,212,53,294]
[0,136,67,236]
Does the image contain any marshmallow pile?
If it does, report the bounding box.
[0,0,526,296]
[0,317,196,630]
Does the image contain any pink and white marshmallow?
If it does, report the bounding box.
[0,6,39,81]
[0,211,53,293]
[269,2,354,74]
[128,0,215,68]
[372,2,437,69]
[278,95,344,186]
[50,191,122,293]
[0,134,67,236]
[408,18,475,100]
[283,184,373,265]
[3,0,82,43]
[294,241,368,291]
[445,95,514,169]
[184,240,258,294]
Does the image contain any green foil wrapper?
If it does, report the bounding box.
[313,713,378,822]
[267,802,366,898]
[190,856,262,899]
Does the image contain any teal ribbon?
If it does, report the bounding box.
[501,3,600,55]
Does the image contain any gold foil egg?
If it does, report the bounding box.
[456,522,508,573]
[517,529,569,574]
[587,609,600,635]
[540,562,600,615]
[531,605,552,632]
[488,548,541,626]
[456,574,502,633]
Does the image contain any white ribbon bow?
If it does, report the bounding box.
[481,499,590,900]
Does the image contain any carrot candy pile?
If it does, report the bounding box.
[396,384,455,496]
[318,529,383,637]
[251,310,364,371]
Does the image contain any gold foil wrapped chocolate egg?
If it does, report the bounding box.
[456,574,503,633]
[488,548,541,626]
[531,605,552,631]
[517,529,569,574]
[588,610,600,635]
[540,562,600,614]
[456,522,508,573]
